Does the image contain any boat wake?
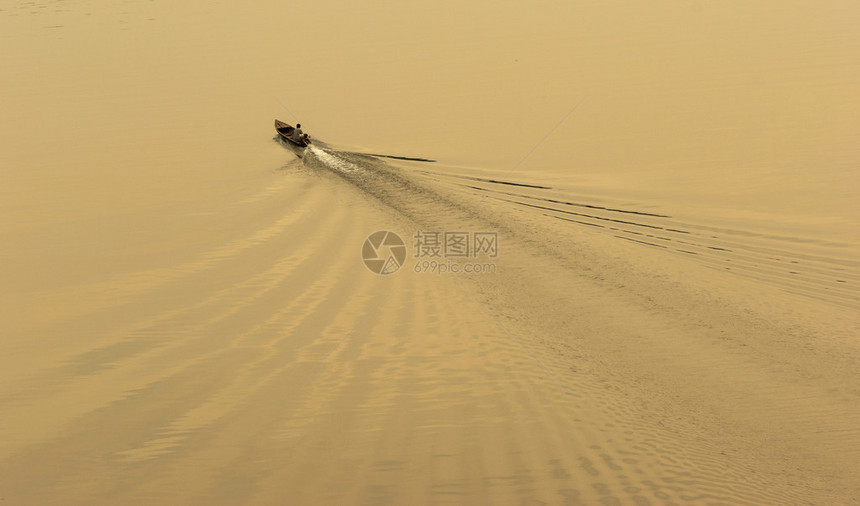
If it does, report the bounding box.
[4,131,853,505]
[269,136,860,503]
[305,145,359,173]
[282,140,858,311]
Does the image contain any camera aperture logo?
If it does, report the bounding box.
[362,230,498,275]
[362,231,407,275]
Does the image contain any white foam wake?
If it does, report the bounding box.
[307,145,357,173]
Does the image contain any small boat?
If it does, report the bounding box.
[275,119,311,147]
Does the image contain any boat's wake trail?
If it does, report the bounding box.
[306,145,359,173]
[281,138,859,310]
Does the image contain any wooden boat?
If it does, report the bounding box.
[275,119,311,147]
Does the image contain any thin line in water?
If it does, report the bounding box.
[479,98,584,204]
[276,97,300,123]
[504,97,584,178]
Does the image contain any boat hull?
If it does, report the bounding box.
[274,119,310,147]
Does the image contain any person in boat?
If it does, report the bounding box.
[292,123,304,143]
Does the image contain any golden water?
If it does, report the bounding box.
[1,1,858,503]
